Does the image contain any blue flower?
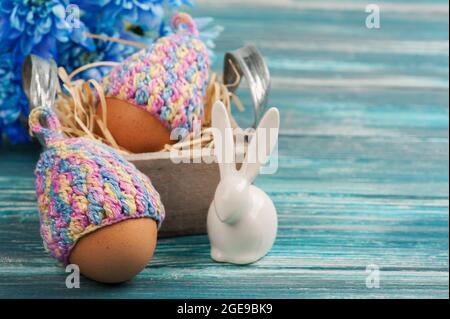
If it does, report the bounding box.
[0,0,93,144]
[73,0,167,30]
[0,51,29,145]
[0,120,30,145]
[58,29,138,81]
[0,53,21,126]
[0,0,94,60]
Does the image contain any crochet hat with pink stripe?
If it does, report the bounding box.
[102,13,209,135]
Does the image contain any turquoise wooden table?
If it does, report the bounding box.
[0,0,448,299]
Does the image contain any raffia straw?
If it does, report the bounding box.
[84,33,148,49]
[55,63,130,154]
[52,32,245,155]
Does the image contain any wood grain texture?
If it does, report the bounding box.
[0,0,448,298]
[128,154,220,237]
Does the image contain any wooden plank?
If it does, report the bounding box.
[0,0,448,298]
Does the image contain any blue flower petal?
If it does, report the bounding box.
[10,6,25,31]
[25,10,34,25]
[51,4,66,20]
[37,16,52,34]
[20,35,34,55]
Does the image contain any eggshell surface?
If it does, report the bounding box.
[70,218,158,283]
[97,97,175,153]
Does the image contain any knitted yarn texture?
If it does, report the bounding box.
[29,107,165,264]
[102,13,209,136]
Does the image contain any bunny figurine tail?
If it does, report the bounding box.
[207,101,280,265]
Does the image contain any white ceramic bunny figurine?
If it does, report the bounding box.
[207,101,280,265]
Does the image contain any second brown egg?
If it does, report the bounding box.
[97,98,175,153]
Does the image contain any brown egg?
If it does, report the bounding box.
[70,218,157,284]
[97,97,176,153]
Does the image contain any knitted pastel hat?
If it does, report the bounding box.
[102,13,209,135]
[29,107,165,264]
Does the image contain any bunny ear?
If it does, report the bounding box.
[212,101,236,179]
[240,107,280,182]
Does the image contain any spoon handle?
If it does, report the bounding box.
[22,55,58,111]
[223,45,271,128]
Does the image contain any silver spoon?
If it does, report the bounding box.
[223,45,271,128]
[22,54,58,111]
[22,55,58,147]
